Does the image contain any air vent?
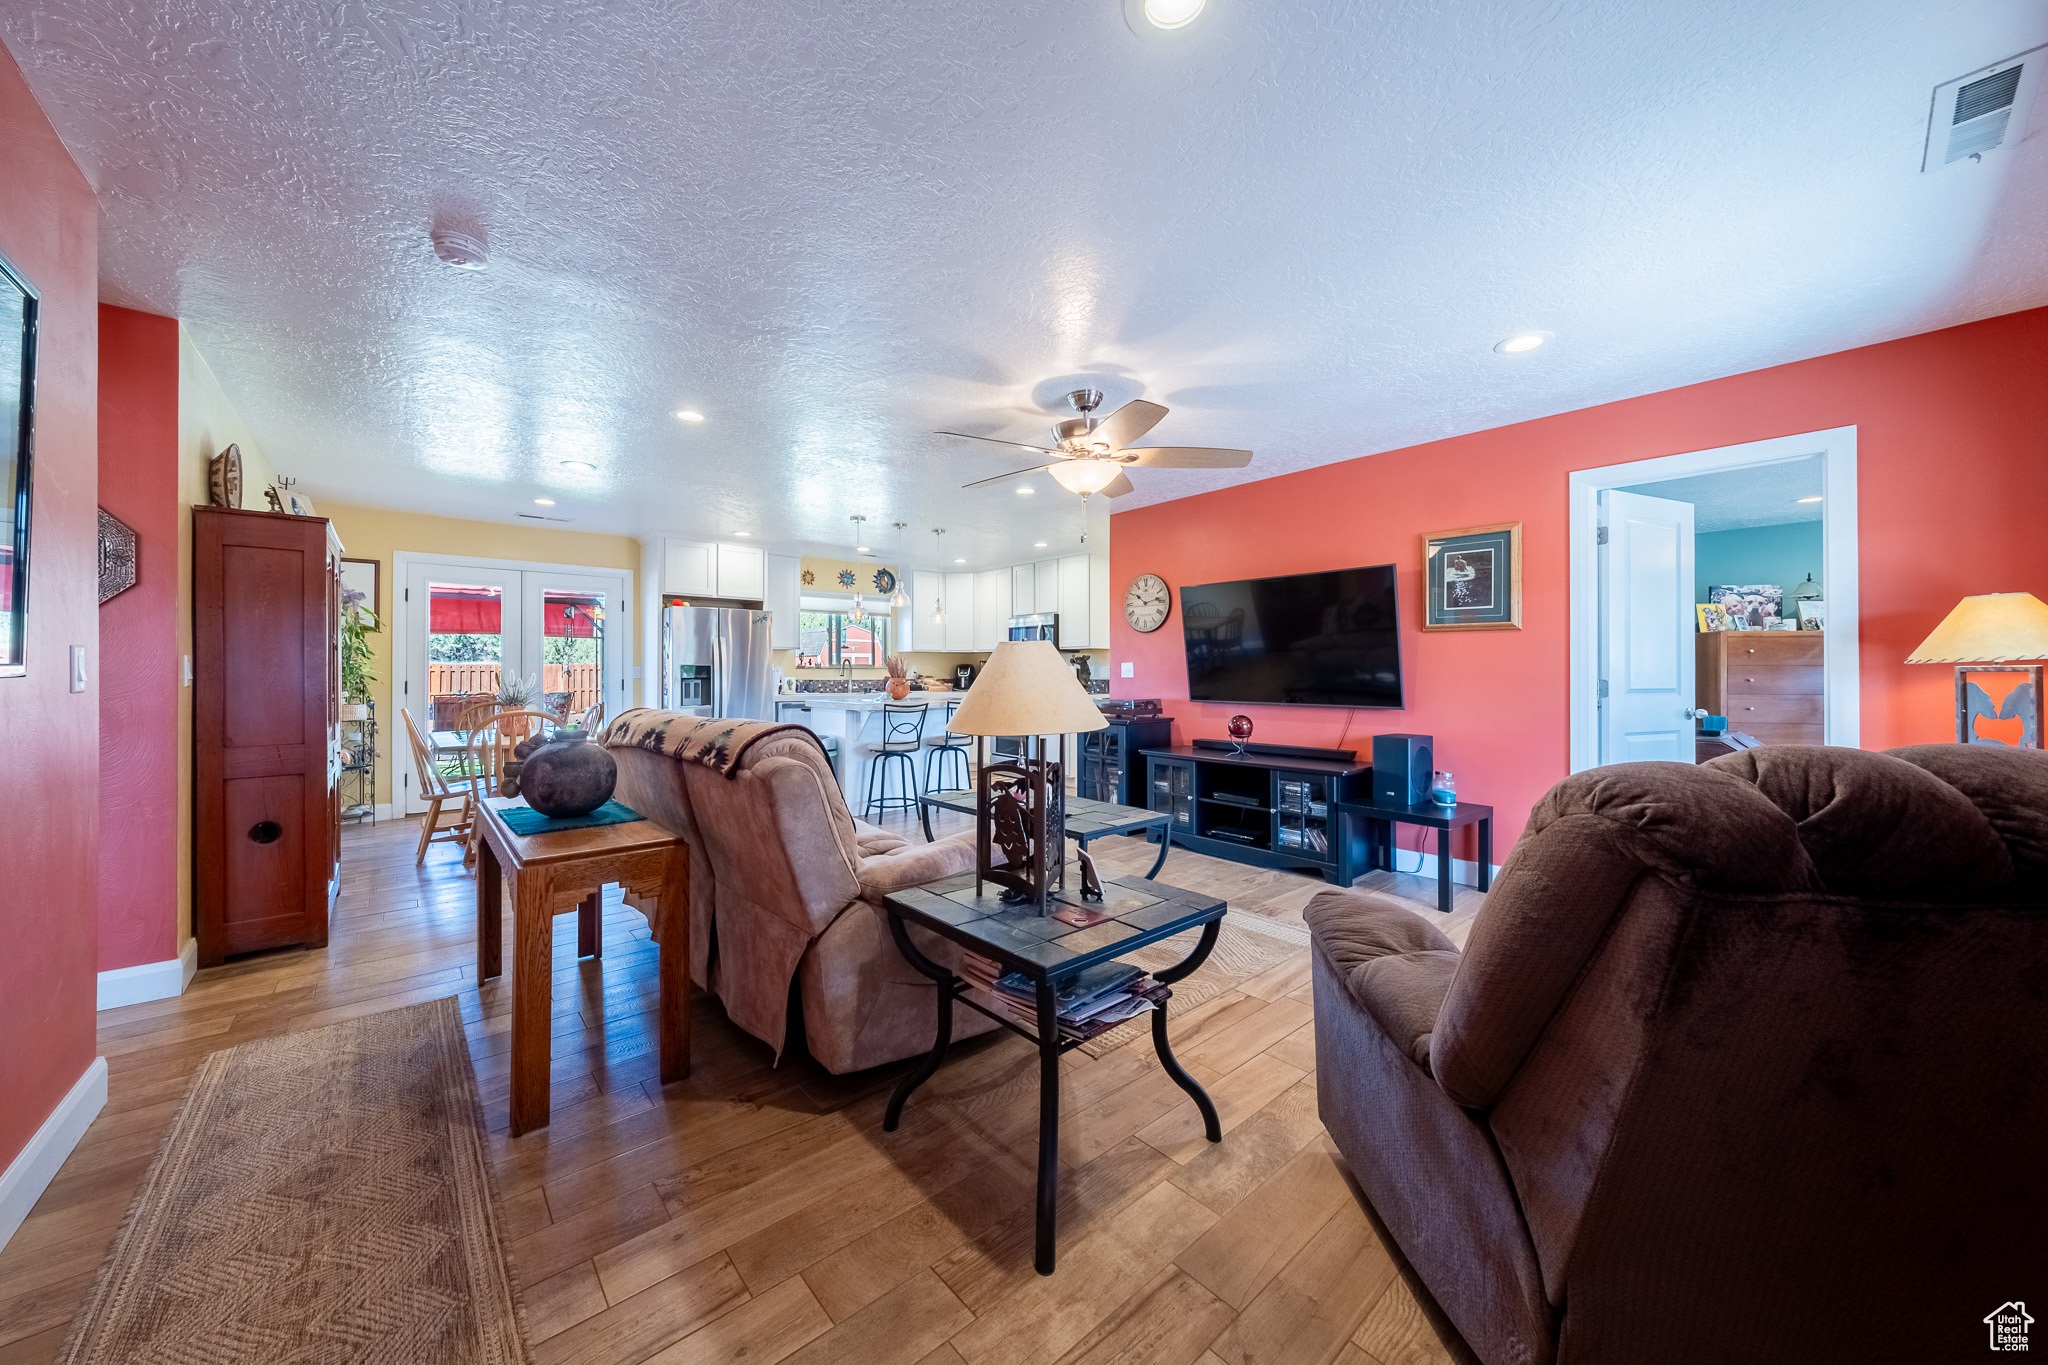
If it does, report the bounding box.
[517,512,574,523]
[1923,45,2045,171]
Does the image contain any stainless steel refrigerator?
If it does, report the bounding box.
[662,605,775,720]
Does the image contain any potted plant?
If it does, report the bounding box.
[340,604,375,718]
[884,654,912,700]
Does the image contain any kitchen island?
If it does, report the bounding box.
[774,692,960,807]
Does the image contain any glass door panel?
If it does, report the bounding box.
[518,569,629,731]
[402,561,523,814]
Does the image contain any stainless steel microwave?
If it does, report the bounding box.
[1007,612,1058,646]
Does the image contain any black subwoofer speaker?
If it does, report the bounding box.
[1372,733,1434,806]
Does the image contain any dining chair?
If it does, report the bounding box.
[464,709,570,865]
[579,701,605,733]
[403,708,476,867]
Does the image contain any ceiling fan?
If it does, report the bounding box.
[938,389,1252,499]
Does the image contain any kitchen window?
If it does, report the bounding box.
[796,610,889,668]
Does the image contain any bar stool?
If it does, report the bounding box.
[859,703,928,817]
[922,699,970,792]
[778,701,838,764]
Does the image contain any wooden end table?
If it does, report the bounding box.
[473,797,691,1135]
[877,872,1227,1274]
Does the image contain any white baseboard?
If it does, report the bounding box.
[0,1057,108,1252]
[97,937,199,1011]
[1388,851,1503,889]
[375,803,394,822]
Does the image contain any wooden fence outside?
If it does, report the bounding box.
[427,663,601,721]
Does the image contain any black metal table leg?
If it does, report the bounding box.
[1146,828,1170,879]
[919,797,935,843]
[1478,817,1493,891]
[1437,829,1453,915]
[882,913,955,1131]
[1149,919,1223,1141]
[1034,976,1061,1275]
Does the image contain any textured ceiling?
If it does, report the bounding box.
[1621,454,1823,533]
[5,1,2047,566]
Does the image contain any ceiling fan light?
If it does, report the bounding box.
[1049,460,1122,496]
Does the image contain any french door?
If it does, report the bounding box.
[396,556,630,814]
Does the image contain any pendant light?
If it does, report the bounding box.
[929,530,946,625]
[848,516,868,624]
[890,522,910,608]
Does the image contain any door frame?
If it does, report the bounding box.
[1568,426,1859,773]
[391,551,635,814]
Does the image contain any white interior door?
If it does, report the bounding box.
[400,561,525,814]
[1599,488,1697,766]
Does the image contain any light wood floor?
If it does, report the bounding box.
[0,806,1487,1365]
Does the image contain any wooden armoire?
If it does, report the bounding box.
[193,506,342,965]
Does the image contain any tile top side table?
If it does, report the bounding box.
[473,797,691,1135]
[876,872,1227,1275]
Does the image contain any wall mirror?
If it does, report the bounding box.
[1,248,36,678]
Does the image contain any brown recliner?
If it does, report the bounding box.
[608,720,999,1073]
[1305,745,2048,1365]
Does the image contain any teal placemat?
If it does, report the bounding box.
[499,799,643,836]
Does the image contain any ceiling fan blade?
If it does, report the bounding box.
[1100,471,1137,498]
[1091,400,1168,451]
[935,430,1059,455]
[960,461,1056,490]
[1122,446,1254,468]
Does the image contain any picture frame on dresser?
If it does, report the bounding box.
[1423,522,1521,631]
[0,247,39,679]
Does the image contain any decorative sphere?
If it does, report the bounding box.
[520,730,618,818]
[1228,714,1254,741]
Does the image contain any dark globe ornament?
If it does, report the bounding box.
[1228,714,1253,756]
[519,730,618,818]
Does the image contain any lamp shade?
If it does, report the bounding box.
[1905,592,2048,664]
[948,640,1109,736]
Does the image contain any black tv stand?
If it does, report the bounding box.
[1141,745,1372,883]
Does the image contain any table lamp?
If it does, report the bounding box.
[946,640,1108,912]
[1905,592,2048,747]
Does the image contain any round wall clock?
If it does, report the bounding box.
[1124,574,1171,632]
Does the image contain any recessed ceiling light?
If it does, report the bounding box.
[733,530,750,536]
[1143,0,1205,28]
[674,409,705,422]
[1493,332,1549,354]
[955,557,967,564]
[1034,541,1048,548]
[857,546,870,554]
[1797,496,1823,503]
[1017,486,1035,496]
[533,497,555,506]
[558,459,597,472]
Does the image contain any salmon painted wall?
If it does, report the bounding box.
[0,42,100,1172]
[1110,305,2048,856]
[98,306,181,972]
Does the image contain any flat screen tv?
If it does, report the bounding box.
[1181,565,1403,708]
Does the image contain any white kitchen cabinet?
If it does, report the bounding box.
[663,539,716,596]
[763,554,800,650]
[1058,555,1092,648]
[1035,560,1059,629]
[717,543,764,600]
[1012,564,1036,616]
[944,572,975,652]
[1090,553,1110,650]
[903,570,945,653]
[973,569,1013,650]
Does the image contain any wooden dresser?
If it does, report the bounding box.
[193,506,343,965]
[1697,630,1824,746]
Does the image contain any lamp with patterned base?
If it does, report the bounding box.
[1906,592,2048,748]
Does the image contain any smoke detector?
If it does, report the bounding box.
[1923,45,2045,172]
[430,225,489,269]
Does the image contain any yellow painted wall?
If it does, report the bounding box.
[319,502,642,808]
[172,326,283,950]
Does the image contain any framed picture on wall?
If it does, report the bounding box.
[1,248,38,679]
[339,557,381,629]
[1423,523,1521,631]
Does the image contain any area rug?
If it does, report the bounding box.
[1076,910,1310,1057]
[57,997,533,1365]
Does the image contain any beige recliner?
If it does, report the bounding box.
[607,718,998,1072]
